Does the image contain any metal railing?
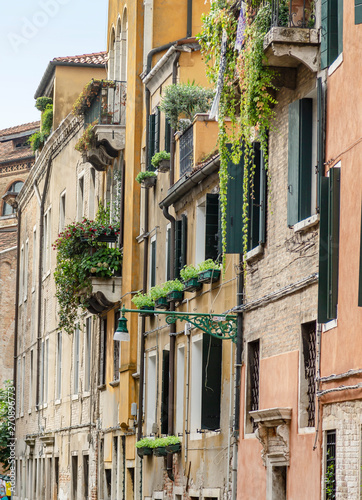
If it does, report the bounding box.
[271,0,315,28]
[84,81,127,127]
[179,125,194,176]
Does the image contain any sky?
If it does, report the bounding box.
[0,0,108,130]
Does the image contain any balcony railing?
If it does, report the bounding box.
[179,125,194,176]
[84,81,126,127]
[271,0,315,28]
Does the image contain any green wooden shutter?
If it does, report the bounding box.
[166,227,171,281]
[205,193,219,261]
[358,203,362,306]
[299,99,313,221]
[318,177,330,323]
[327,167,340,319]
[225,144,244,254]
[248,143,266,250]
[337,0,343,55]
[329,0,339,65]
[150,239,156,287]
[201,335,222,430]
[356,0,362,24]
[161,350,169,434]
[259,146,266,245]
[154,108,160,155]
[165,117,171,153]
[181,214,188,270]
[317,78,324,211]
[148,114,156,170]
[175,220,182,279]
[321,0,329,69]
[288,100,300,226]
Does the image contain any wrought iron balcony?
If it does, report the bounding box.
[179,125,194,176]
[270,0,315,29]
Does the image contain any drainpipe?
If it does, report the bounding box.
[13,207,21,418]
[36,158,52,409]
[231,256,244,499]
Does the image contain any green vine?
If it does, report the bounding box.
[75,120,98,153]
[198,0,278,266]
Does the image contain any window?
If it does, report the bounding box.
[2,180,23,216]
[196,194,220,264]
[325,430,336,499]
[89,168,95,219]
[29,350,33,411]
[165,117,171,153]
[99,318,107,386]
[300,322,316,428]
[287,99,314,226]
[165,224,171,281]
[72,456,78,500]
[247,143,266,251]
[148,108,160,170]
[112,437,118,498]
[175,345,185,435]
[21,355,25,415]
[356,0,362,24]
[43,338,49,403]
[59,190,66,232]
[113,310,120,381]
[73,326,80,394]
[32,227,37,290]
[321,0,343,68]
[161,349,169,434]
[77,176,84,221]
[40,341,44,404]
[55,457,59,498]
[175,214,187,279]
[83,455,89,499]
[24,240,29,301]
[146,352,157,435]
[19,245,24,303]
[191,335,222,432]
[56,332,62,399]
[246,340,260,433]
[318,166,341,322]
[85,318,92,392]
[149,235,156,288]
[43,207,51,273]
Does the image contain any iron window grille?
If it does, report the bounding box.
[302,322,316,427]
[325,430,336,499]
[179,125,193,176]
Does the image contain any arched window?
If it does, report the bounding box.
[115,18,121,80]
[108,28,116,80]
[120,9,128,82]
[2,181,24,216]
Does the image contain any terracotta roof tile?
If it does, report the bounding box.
[53,51,107,65]
[0,121,40,139]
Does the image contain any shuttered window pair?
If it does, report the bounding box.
[223,143,266,254]
[148,108,160,170]
[321,0,343,68]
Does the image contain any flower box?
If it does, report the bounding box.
[139,306,155,317]
[96,233,118,243]
[157,159,170,173]
[166,290,184,303]
[137,447,153,458]
[183,278,202,292]
[153,446,168,457]
[197,269,221,284]
[165,443,181,454]
[155,297,169,310]
[142,176,157,189]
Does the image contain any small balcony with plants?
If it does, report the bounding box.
[73,79,127,170]
[53,205,122,334]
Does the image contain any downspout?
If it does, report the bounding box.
[36,158,52,409]
[231,256,244,499]
[13,207,21,414]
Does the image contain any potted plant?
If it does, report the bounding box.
[131,292,155,316]
[150,284,169,310]
[135,437,154,458]
[164,279,184,303]
[135,171,157,188]
[180,264,202,292]
[151,436,181,457]
[151,151,171,172]
[197,259,222,284]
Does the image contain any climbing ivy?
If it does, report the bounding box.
[198,0,278,265]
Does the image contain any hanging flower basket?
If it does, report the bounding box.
[165,443,181,454]
[183,278,202,292]
[137,447,153,458]
[157,159,170,172]
[153,447,168,457]
[142,176,157,189]
[96,231,118,243]
[166,290,184,303]
[139,306,155,317]
[197,269,221,284]
[155,297,169,310]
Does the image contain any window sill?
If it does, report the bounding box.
[298,426,315,435]
[54,399,61,406]
[83,391,90,398]
[328,53,343,76]
[71,394,79,401]
[293,214,319,233]
[98,384,107,391]
[322,319,337,332]
[42,402,48,409]
[244,431,257,439]
[246,244,264,262]
[109,380,120,387]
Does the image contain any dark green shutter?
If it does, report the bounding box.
[329,0,339,65]
[151,239,156,287]
[358,203,362,306]
[248,143,266,250]
[225,144,244,254]
[321,0,343,68]
[201,335,222,430]
[148,114,156,170]
[175,220,182,279]
[181,214,187,269]
[165,117,171,153]
[154,108,160,155]
[321,0,329,69]
[161,350,169,434]
[356,0,362,24]
[205,194,219,261]
[259,147,266,245]
[337,0,343,55]
[317,78,324,211]
[318,177,330,323]
[166,227,171,281]
[328,167,340,319]
[288,101,300,226]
